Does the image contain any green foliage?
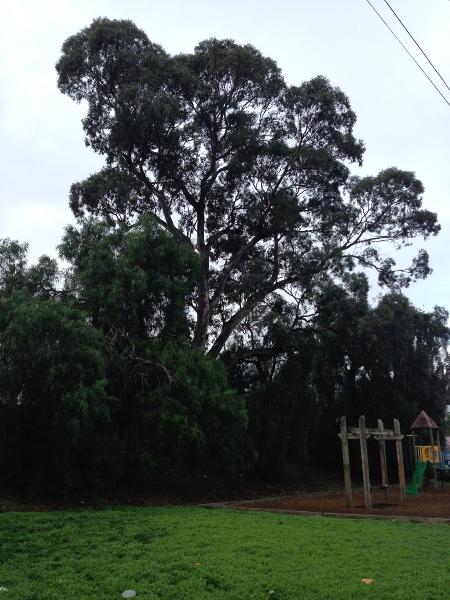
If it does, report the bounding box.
[228,273,450,478]
[121,345,247,481]
[349,294,449,423]
[57,216,246,483]
[59,214,199,338]
[0,295,112,492]
[0,239,28,293]
[1,507,449,599]
[0,222,246,492]
[56,18,439,356]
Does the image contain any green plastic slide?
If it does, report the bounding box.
[406,461,427,496]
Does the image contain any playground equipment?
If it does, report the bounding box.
[443,438,450,467]
[407,410,449,494]
[406,461,427,496]
[411,411,441,464]
[338,415,406,510]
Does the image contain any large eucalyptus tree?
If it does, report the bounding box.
[57,18,439,356]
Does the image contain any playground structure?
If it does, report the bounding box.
[407,410,450,494]
[338,415,406,510]
[338,411,449,510]
[444,437,450,467]
[231,410,450,520]
[412,410,441,461]
[231,411,450,520]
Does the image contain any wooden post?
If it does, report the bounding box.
[436,429,442,463]
[410,430,417,475]
[359,415,372,510]
[429,427,437,487]
[339,416,352,508]
[377,419,389,500]
[436,429,443,489]
[394,419,406,504]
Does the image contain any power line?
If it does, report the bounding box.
[382,0,450,95]
[364,0,450,109]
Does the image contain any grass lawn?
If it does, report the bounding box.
[0,507,449,600]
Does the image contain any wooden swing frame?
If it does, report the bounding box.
[338,415,406,510]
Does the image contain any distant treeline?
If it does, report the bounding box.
[0,223,447,493]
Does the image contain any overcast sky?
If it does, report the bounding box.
[1,0,449,312]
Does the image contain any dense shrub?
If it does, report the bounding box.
[112,343,247,484]
[0,295,114,492]
[0,222,248,494]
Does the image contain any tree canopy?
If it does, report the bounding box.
[226,275,450,478]
[56,18,439,357]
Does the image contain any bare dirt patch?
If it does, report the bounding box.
[229,485,450,519]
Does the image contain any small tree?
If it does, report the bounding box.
[59,216,247,481]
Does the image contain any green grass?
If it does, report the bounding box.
[0,507,449,600]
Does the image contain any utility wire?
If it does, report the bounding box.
[364,0,450,109]
[382,0,450,95]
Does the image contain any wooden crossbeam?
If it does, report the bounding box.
[339,432,403,441]
[348,427,394,435]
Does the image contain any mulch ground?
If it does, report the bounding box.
[229,485,450,519]
[0,466,343,512]
[6,469,447,519]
